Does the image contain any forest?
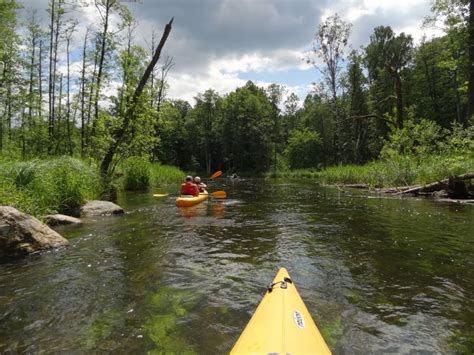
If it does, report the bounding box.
[0,0,473,216]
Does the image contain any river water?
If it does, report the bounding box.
[1,179,473,353]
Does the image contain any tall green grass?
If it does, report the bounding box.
[149,163,184,186]
[121,157,151,191]
[308,152,474,188]
[276,120,474,188]
[271,151,474,188]
[0,157,101,217]
[116,157,185,191]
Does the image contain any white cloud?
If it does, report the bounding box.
[17,0,447,104]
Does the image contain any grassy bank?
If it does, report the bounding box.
[318,154,474,187]
[0,156,185,217]
[271,120,474,188]
[0,157,102,217]
[270,152,474,188]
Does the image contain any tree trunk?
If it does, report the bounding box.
[385,64,403,129]
[92,0,112,143]
[398,172,474,196]
[80,29,89,157]
[38,39,43,119]
[467,0,474,124]
[28,36,36,126]
[55,74,63,154]
[66,28,73,155]
[100,18,173,176]
[48,0,55,152]
[86,44,98,153]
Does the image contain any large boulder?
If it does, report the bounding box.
[0,206,69,258]
[80,200,124,217]
[44,214,82,226]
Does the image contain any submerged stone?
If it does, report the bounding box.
[81,200,124,217]
[44,214,82,226]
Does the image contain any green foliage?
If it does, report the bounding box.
[117,158,184,191]
[149,163,184,186]
[221,81,274,171]
[121,156,151,191]
[315,119,474,187]
[381,117,444,159]
[317,162,388,187]
[0,157,101,217]
[0,0,473,180]
[284,128,323,169]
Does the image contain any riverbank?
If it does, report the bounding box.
[268,153,474,201]
[0,156,184,218]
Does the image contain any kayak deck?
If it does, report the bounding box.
[175,191,208,207]
[230,267,331,355]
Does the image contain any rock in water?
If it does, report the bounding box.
[80,200,124,217]
[0,206,69,258]
[44,214,82,226]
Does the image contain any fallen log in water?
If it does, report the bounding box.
[397,172,474,198]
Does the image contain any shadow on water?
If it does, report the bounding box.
[1,179,473,353]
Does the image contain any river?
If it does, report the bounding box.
[1,178,473,353]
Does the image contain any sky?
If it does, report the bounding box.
[18,0,443,105]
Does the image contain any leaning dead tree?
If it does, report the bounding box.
[100,18,173,176]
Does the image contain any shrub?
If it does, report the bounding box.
[284,128,323,169]
[122,157,151,191]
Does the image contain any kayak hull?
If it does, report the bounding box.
[175,191,208,207]
[230,267,331,355]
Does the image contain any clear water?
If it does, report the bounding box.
[1,179,473,353]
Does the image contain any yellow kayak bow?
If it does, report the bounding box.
[231,267,331,354]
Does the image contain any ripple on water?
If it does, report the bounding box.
[1,180,473,353]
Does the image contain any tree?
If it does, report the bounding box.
[221,81,274,171]
[0,0,21,152]
[307,13,351,161]
[64,20,77,155]
[409,36,463,127]
[265,83,286,174]
[79,26,91,156]
[365,26,413,129]
[100,18,174,176]
[92,0,123,144]
[282,92,300,142]
[47,0,67,153]
[344,50,370,163]
[299,93,334,164]
[191,89,222,173]
[428,0,472,125]
[284,128,322,169]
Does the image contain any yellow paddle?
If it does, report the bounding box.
[210,190,227,198]
[153,193,169,197]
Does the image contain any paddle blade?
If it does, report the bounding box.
[211,190,227,198]
[210,170,223,180]
[153,193,169,197]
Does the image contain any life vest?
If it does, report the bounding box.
[180,182,199,196]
